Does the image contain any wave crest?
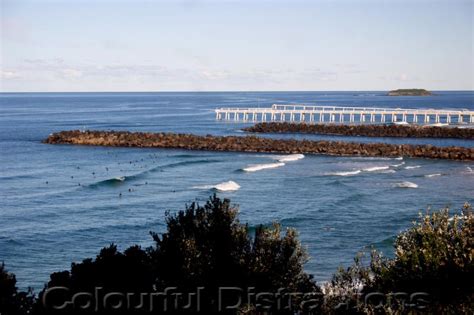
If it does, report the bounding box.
[274,154,305,162]
[363,166,390,172]
[391,162,406,167]
[193,180,241,192]
[88,176,129,188]
[395,181,418,188]
[243,162,285,172]
[327,170,362,176]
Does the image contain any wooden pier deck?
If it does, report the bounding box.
[215,104,474,126]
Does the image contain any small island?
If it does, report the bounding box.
[388,88,432,96]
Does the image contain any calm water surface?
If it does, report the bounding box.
[1,91,473,290]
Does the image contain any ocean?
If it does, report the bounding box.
[0,91,473,291]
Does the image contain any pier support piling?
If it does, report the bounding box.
[215,104,474,126]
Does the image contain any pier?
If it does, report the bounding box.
[215,104,474,126]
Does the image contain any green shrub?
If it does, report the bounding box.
[36,195,319,314]
[325,204,474,314]
[0,263,34,315]
[6,197,473,314]
[149,195,320,313]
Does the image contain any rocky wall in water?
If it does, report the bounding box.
[44,130,474,161]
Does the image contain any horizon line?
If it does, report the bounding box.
[1,89,473,94]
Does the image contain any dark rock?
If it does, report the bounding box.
[243,122,474,140]
[43,130,474,161]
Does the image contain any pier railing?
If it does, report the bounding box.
[215,104,474,125]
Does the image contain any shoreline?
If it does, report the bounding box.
[243,122,474,139]
[44,130,474,161]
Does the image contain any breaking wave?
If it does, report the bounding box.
[273,154,305,162]
[363,166,390,172]
[193,180,241,192]
[326,164,394,176]
[88,176,130,188]
[242,162,285,172]
[87,159,220,189]
[327,170,362,176]
[346,156,403,161]
[425,173,442,178]
[158,159,220,170]
[391,162,406,167]
[405,165,421,170]
[395,181,418,189]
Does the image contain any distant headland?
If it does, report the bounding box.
[388,89,432,96]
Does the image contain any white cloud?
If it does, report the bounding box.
[378,73,421,82]
[395,73,421,82]
[61,68,83,78]
[0,70,21,79]
[0,58,375,91]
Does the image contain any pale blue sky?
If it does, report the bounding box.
[1,0,473,91]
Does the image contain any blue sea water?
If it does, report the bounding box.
[0,91,473,291]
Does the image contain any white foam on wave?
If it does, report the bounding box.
[391,162,406,167]
[275,154,305,162]
[363,166,390,172]
[405,165,421,170]
[193,184,215,190]
[346,156,403,161]
[327,170,362,176]
[395,181,418,188]
[115,176,126,181]
[214,181,241,191]
[193,180,241,192]
[243,162,285,172]
[425,173,441,178]
[326,165,394,176]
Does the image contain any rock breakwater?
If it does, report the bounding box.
[243,122,474,139]
[44,130,474,161]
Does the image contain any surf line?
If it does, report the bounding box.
[193,180,240,192]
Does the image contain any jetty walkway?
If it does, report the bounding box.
[215,104,474,126]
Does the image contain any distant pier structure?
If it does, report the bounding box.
[215,104,474,126]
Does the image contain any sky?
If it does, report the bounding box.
[0,0,473,92]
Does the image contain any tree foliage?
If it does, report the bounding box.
[2,198,473,314]
[0,263,34,315]
[325,203,474,314]
[34,195,318,314]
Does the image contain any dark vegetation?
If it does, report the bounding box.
[388,89,432,96]
[44,130,474,160]
[326,203,473,314]
[0,264,34,315]
[244,122,474,140]
[1,196,473,314]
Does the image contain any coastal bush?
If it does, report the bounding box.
[35,195,319,314]
[34,245,154,315]
[323,204,474,314]
[150,195,320,313]
[5,198,473,314]
[0,263,34,315]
